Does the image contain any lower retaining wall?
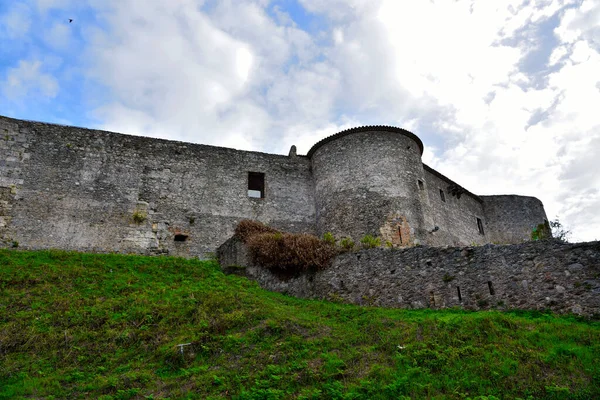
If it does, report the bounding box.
[217,238,600,317]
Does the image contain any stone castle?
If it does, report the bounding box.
[3,115,599,317]
[0,115,548,257]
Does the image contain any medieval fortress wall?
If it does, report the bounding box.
[0,116,314,257]
[219,238,600,317]
[0,115,548,257]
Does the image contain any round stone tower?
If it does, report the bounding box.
[307,126,432,246]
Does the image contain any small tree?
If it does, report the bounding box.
[550,218,571,243]
[531,217,571,243]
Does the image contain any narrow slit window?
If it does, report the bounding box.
[487,281,495,295]
[248,172,265,198]
[174,233,188,242]
[457,286,462,302]
[477,217,484,235]
[439,189,446,202]
[418,180,424,190]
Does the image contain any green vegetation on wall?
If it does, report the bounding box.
[531,220,552,241]
[131,210,147,224]
[339,237,355,251]
[360,234,381,249]
[531,218,572,243]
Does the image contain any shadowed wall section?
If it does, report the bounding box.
[482,195,549,244]
[422,165,488,246]
[218,238,600,317]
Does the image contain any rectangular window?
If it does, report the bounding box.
[174,233,188,242]
[439,189,446,202]
[248,172,265,198]
[477,217,484,235]
[418,180,424,190]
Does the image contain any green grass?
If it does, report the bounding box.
[0,249,598,399]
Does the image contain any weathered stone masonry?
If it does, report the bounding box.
[0,115,548,257]
[218,238,600,317]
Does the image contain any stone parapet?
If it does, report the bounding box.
[218,238,600,317]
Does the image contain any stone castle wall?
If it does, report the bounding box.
[0,115,550,255]
[481,195,549,244]
[0,116,314,257]
[422,166,488,246]
[218,238,600,317]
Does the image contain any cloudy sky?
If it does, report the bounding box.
[1,0,599,242]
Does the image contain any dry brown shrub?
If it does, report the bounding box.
[235,219,280,242]
[234,220,338,272]
[246,232,338,272]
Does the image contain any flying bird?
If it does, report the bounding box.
[69,19,73,23]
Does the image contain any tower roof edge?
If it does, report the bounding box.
[306,125,424,158]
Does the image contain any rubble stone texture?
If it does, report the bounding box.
[0,115,548,257]
[218,238,600,317]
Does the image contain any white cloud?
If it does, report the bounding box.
[570,40,595,63]
[11,0,594,241]
[37,0,65,10]
[0,2,32,39]
[235,47,253,82]
[281,119,359,155]
[378,1,525,106]
[325,0,600,242]
[86,1,261,143]
[549,44,569,65]
[332,28,343,44]
[265,62,341,125]
[299,0,380,21]
[44,22,72,50]
[1,60,59,100]
[555,0,600,45]
[83,0,343,154]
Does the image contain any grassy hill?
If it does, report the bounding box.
[0,249,598,399]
